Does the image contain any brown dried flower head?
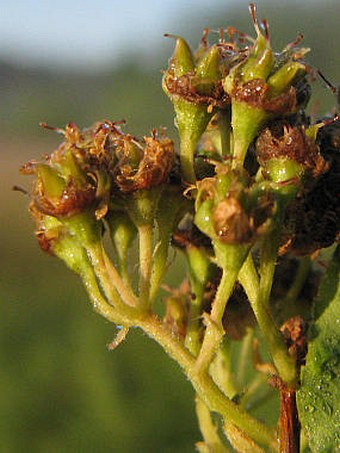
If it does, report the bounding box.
[114,130,175,193]
[256,122,328,178]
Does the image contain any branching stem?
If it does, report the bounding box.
[239,255,297,386]
[100,245,139,308]
[138,315,277,449]
[195,397,230,453]
[79,260,123,324]
[195,268,239,375]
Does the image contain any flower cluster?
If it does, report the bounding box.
[21,121,176,283]
[21,5,339,452]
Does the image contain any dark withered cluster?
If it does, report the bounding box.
[21,121,176,255]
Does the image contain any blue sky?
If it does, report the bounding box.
[0,0,230,69]
[0,0,337,75]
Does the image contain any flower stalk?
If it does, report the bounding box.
[239,255,297,386]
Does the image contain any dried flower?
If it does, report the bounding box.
[114,130,174,193]
[223,4,309,166]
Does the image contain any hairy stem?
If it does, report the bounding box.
[138,315,277,449]
[223,421,266,453]
[79,259,124,324]
[63,214,138,309]
[239,255,297,386]
[85,242,126,309]
[101,246,139,308]
[195,397,230,453]
[195,269,239,374]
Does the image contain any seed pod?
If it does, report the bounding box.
[163,36,227,182]
[223,6,308,166]
[256,122,328,200]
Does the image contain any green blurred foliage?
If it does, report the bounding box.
[1,192,198,452]
[1,1,339,451]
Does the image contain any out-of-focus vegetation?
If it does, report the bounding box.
[1,1,339,451]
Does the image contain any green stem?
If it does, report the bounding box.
[57,240,275,448]
[259,230,280,307]
[138,223,153,308]
[110,238,132,288]
[232,135,250,169]
[63,213,137,309]
[149,228,171,302]
[180,133,197,184]
[239,255,297,386]
[185,250,236,451]
[230,103,267,168]
[185,301,203,357]
[210,338,238,398]
[102,249,138,308]
[150,185,188,302]
[195,268,239,374]
[85,242,125,309]
[107,326,130,350]
[79,260,124,325]
[119,257,132,289]
[138,315,276,449]
[185,246,210,356]
[218,109,232,157]
[106,212,136,288]
[236,328,254,388]
[195,397,230,453]
[223,421,266,453]
[285,256,311,301]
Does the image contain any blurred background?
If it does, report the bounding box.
[1,0,339,451]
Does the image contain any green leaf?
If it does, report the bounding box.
[297,247,340,452]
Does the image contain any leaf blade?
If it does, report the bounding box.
[297,248,340,452]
